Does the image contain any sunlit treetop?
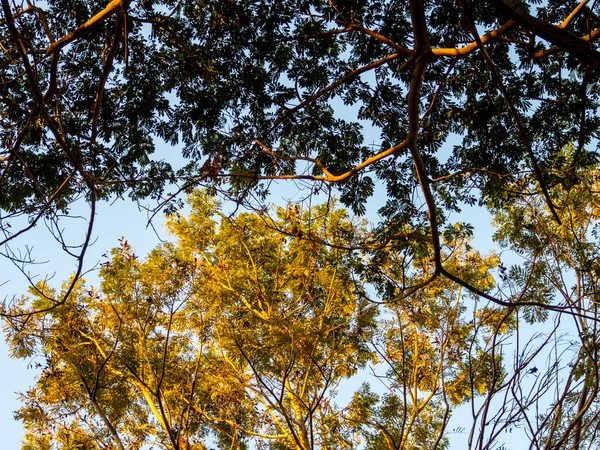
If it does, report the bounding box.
[4,192,519,450]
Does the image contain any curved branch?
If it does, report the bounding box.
[254,138,408,182]
[407,0,440,271]
[433,20,517,57]
[275,51,409,126]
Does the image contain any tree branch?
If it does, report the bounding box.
[45,0,127,55]
[485,0,600,67]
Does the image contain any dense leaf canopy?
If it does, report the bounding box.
[7,185,600,449]
[1,0,600,286]
[5,193,508,449]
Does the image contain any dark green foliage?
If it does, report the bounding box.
[1,0,598,226]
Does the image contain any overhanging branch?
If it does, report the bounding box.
[485,0,600,67]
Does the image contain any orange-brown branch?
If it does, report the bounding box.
[46,0,127,54]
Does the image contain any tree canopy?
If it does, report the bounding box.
[5,192,512,449]
[7,186,600,448]
[3,0,600,448]
[1,0,600,291]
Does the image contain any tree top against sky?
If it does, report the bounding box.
[3,192,513,449]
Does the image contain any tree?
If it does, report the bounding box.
[5,192,510,449]
[489,154,600,449]
[3,0,600,448]
[348,222,506,449]
[1,0,600,304]
[5,193,372,449]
